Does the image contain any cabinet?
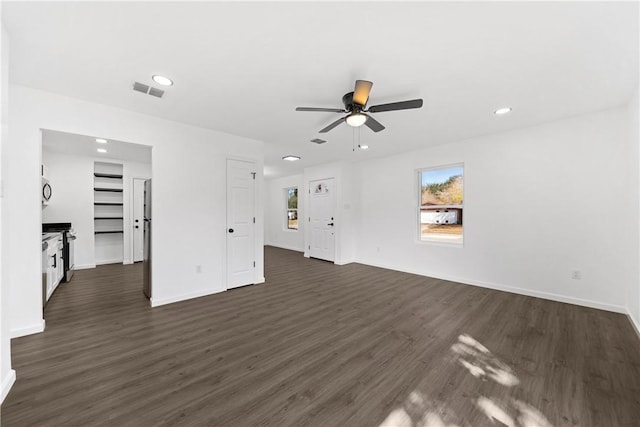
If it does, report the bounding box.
[94,162,124,264]
[45,233,63,301]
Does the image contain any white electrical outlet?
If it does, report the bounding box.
[571,270,581,280]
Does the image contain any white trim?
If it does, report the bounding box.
[360,259,627,314]
[151,287,226,307]
[627,310,640,341]
[75,263,96,270]
[255,276,266,284]
[265,243,304,253]
[123,260,134,265]
[1,369,16,404]
[11,319,46,338]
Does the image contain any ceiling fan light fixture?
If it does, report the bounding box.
[282,155,301,162]
[494,107,512,115]
[346,112,367,127]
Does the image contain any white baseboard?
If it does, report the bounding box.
[255,276,266,284]
[11,319,46,338]
[1,369,16,404]
[265,243,304,253]
[151,287,226,307]
[627,310,640,341]
[75,263,96,270]
[359,259,627,315]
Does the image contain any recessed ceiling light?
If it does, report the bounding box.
[282,155,301,162]
[96,138,107,143]
[97,148,107,153]
[494,107,512,115]
[152,75,173,86]
[358,144,369,150]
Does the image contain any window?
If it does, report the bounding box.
[419,164,463,244]
[286,187,298,230]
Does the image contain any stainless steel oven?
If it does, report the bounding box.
[65,230,76,282]
[42,223,76,283]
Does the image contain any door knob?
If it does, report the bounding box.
[135,225,139,229]
[328,223,334,226]
[228,228,234,233]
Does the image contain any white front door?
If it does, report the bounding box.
[309,178,335,262]
[132,178,145,263]
[227,159,256,289]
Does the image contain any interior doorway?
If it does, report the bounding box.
[40,129,152,312]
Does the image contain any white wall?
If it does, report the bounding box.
[354,107,633,313]
[6,84,264,340]
[303,161,357,265]
[264,174,305,252]
[41,150,151,268]
[0,18,16,404]
[629,85,640,332]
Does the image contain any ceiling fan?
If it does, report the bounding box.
[295,80,423,133]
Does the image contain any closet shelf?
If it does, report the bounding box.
[94,188,123,192]
[95,230,124,234]
[94,202,123,206]
[94,173,123,179]
[94,217,124,220]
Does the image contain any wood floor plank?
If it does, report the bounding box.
[2,246,640,426]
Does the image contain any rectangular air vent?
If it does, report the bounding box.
[310,138,327,144]
[132,81,164,98]
[133,81,150,94]
[148,87,165,98]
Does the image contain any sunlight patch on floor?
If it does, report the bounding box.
[378,333,554,427]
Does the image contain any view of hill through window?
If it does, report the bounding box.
[420,165,463,243]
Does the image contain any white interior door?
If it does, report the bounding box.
[309,178,335,262]
[227,159,256,289]
[132,178,145,263]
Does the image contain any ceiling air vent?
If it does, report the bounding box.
[310,138,326,144]
[132,81,165,98]
[148,87,165,98]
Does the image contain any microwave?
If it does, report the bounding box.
[42,178,52,205]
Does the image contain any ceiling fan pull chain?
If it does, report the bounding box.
[352,127,356,152]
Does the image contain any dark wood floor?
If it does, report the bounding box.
[2,247,640,426]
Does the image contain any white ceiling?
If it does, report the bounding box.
[42,129,152,164]
[3,2,638,178]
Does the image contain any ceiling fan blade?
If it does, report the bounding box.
[296,107,345,112]
[319,117,346,133]
[353,80,373,106]
[368,99,423,113]
[364,115,385,132]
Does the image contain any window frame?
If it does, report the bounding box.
[417,163,465,246]
[285,186,299,231]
